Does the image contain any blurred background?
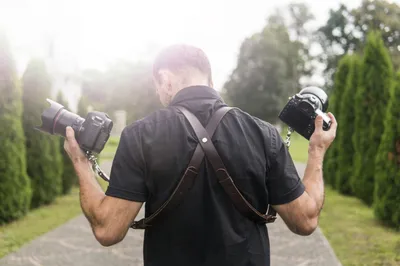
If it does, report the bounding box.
[0,0,399,265]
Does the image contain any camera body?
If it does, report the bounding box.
[279,87,331,140]
[37,99,113,154]
[76,112,113,154]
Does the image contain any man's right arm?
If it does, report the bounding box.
[271,113,337,236]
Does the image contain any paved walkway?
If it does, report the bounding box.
[0,162,341,266]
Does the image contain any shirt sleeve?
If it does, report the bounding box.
[105,126,148,202]
[267,127,305,205]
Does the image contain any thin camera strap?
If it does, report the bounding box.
[176,106,277,225]
[131,106,232,229]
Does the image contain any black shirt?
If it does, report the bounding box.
[105,85,305,266]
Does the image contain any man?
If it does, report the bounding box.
[64,44,337,266]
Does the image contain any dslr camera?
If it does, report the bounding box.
[278,86,332,140]
[36,99,113,154]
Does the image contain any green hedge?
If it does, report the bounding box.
[373,71,400,228]
[335,55,362,195]
[351,31,393,206]
[324,55,351,187]
[0,33,32,223]
[22,59,63,208]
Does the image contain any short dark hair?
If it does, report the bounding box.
[153,44,212,84]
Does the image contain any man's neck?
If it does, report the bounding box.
[173,80,212,97]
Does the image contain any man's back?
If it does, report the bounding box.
[106,85,304,266]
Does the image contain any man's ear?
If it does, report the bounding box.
[158,70,174,96]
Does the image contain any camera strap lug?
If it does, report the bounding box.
[285,127,293,149]
[86,151,110,182]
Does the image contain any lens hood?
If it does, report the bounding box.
[35,99,65,134]
[298,86,329,112]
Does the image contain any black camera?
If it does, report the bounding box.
[36,99,113,154]
[278,86,332,140]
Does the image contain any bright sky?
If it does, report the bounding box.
[0,0,393,90]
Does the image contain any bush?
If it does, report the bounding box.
[373,71,400,228]
[0,33,32,223]
[22,59,63,208]
[77,95,89,117]
[351,31,393,205]
[323,55,352,187]
[56,91,77,194]
[335,55,362,195]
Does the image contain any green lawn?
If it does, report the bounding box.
[285,133,400,266]
[319,187,400,265]
[284,132,309,163]
[0,188,82,258]
[0,137,117,259]
[99,135,120,160]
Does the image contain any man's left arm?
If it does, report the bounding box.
[64,127,144,246]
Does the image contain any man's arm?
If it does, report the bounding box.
[271,113,337,236]
[64,127,143,246]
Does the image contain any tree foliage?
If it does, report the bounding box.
[80,62,161,124]
[22,59,63,208]
[351,31,393,205]
[374,71,400,228]
[223,10,313,124]
[317,0,400,85]
[335,55,362,195]
[323,55,352,187]
[77,94,89,118]
[287,2,315,80]
[0,33,32,223]
[56,90,77,194]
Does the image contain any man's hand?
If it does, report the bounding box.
[309,112,337,153]
[64,126,88,166]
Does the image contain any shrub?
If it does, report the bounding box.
[351,31,393,205]
[0,33,32,223]
[324,55,352,187]
[373,71,400,228]
[335,55,362,195]
[22,59,63,208]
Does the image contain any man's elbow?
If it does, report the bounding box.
[93,227,122,247]
[295,217,318,236]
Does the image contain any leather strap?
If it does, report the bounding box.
[131,106,276,229]
[131,106,233,229]
[176,106,277,224]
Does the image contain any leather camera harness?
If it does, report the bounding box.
[131,106,277,229]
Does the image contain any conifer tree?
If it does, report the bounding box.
[0,33,32,223]
[323,55,351,187]
[351,31,393,205]
[22,59,63,207]
[335,55,362,194]
[374,71,400,228]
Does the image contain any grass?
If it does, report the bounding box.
[100,135,120,160]
[0,188,82,258]
[284,131,309,163]
[285,132,400,266]
[319,187,400,266]
[0,137,118,259]
[0,179,110,259]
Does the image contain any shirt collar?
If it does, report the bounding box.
[169,85,223,106]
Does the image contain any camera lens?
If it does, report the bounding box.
[36,99,85,138]
[298,86,329,112]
